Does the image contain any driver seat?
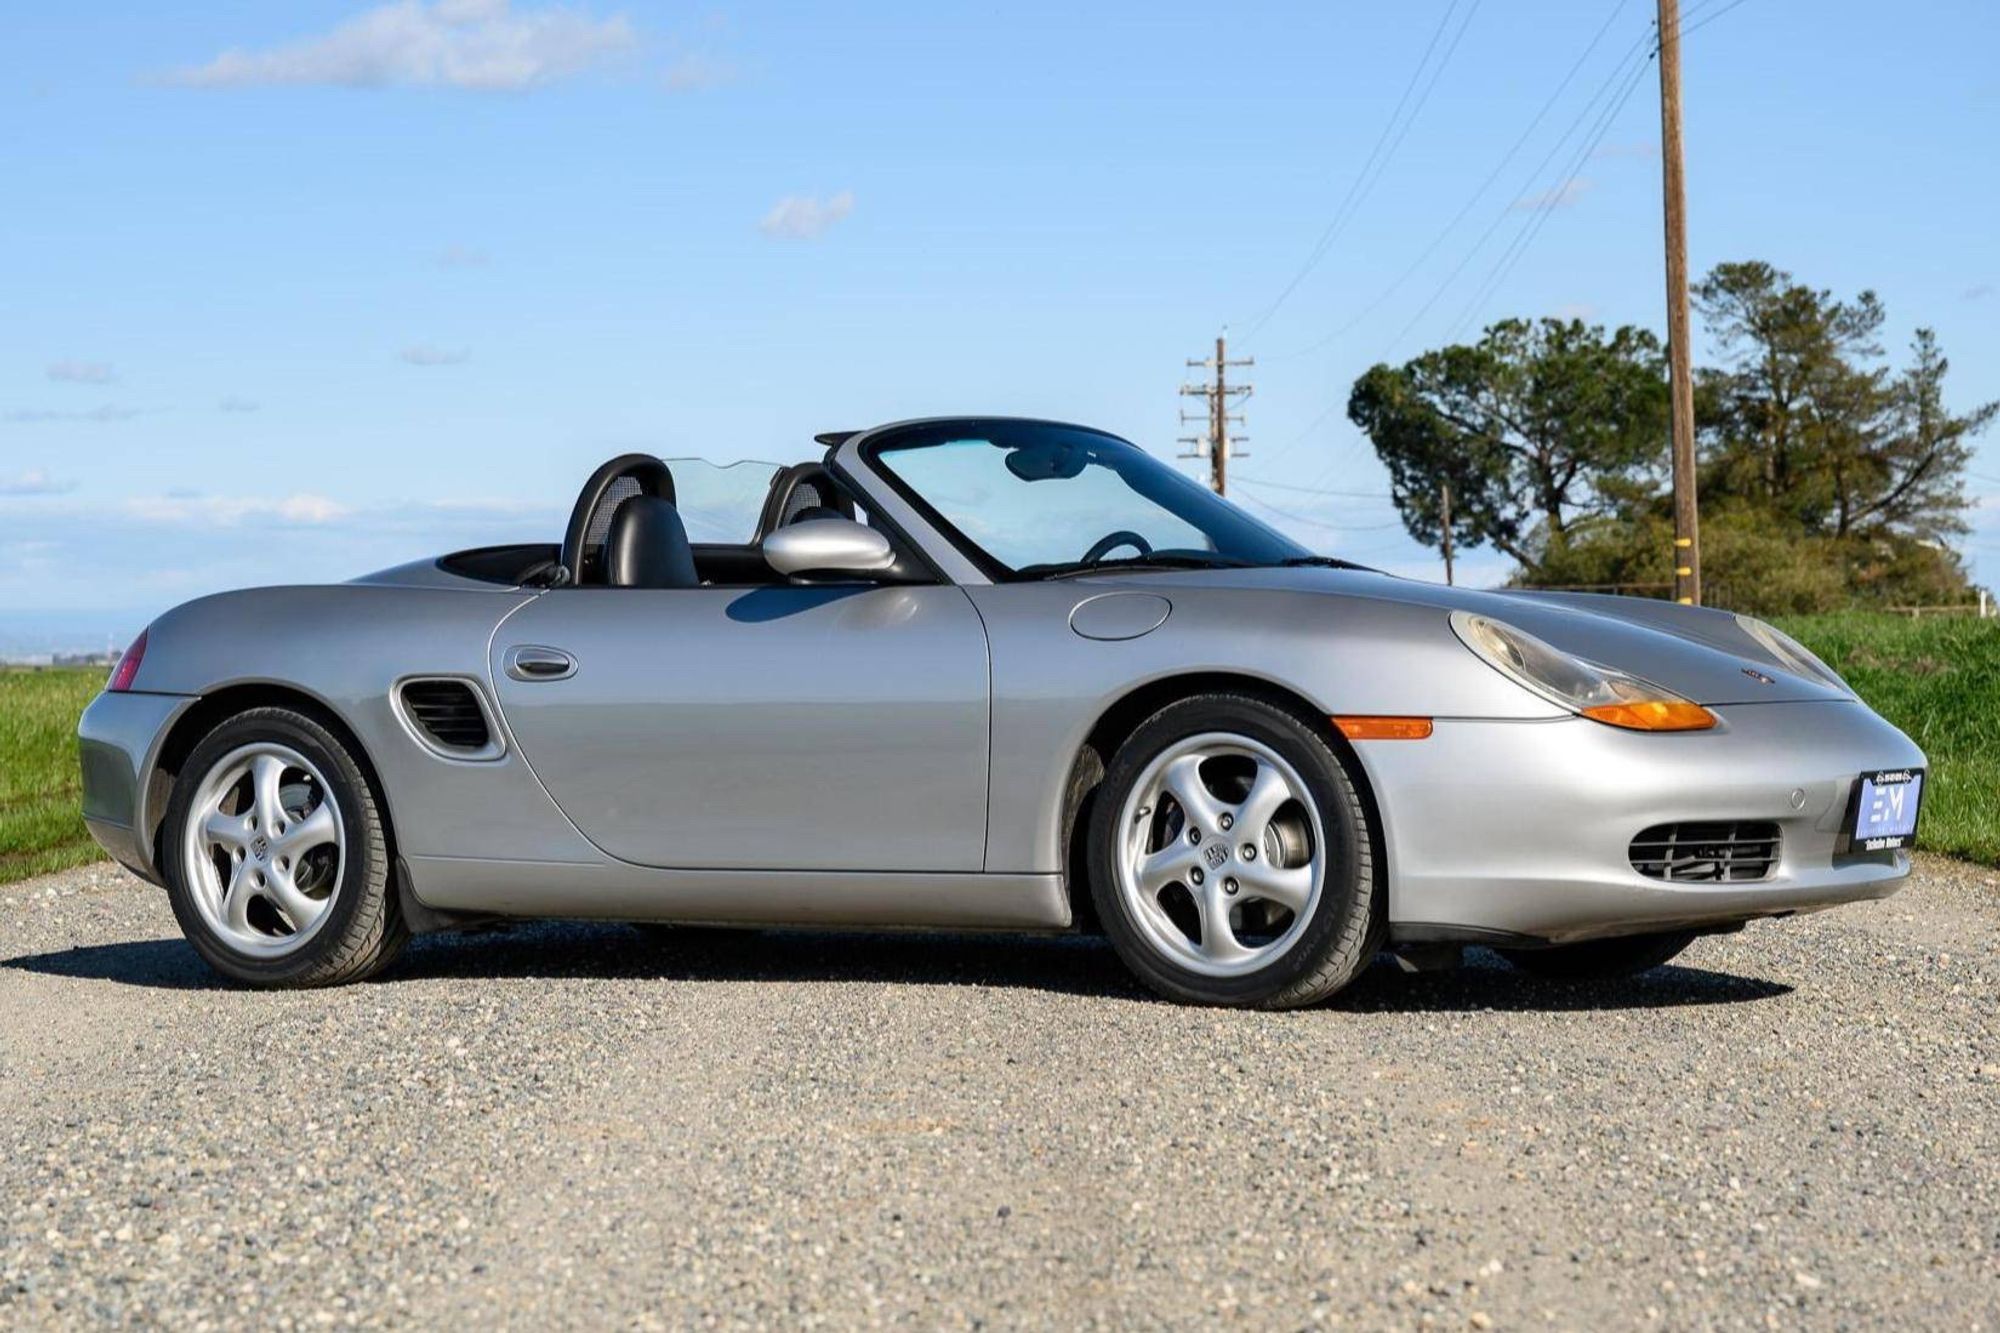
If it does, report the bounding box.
[604,495,700,589]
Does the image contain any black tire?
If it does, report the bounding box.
[1087,693,1383,1008]
[162,707,406,987]
[1497,930,1696,980]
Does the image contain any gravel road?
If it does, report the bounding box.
[3,858,1996,1330]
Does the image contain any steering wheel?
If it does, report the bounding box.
[1080,530,1153,565]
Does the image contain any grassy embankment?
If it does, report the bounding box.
[0,613,1994,887]
[1778,612,1999,866]
[0,667,105,884]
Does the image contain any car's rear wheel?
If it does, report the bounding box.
[162,707,405,987]
[1088,694,1382,1008]
[1497,930,1696,980]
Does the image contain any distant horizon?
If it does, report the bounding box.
[0,610,146,660]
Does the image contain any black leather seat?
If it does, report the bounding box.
[604,495,700,589]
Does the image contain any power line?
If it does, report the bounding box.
[1341,32,1655,380]
[1233,475,1397,501]
[1283,27,1655,501]
[1443,0,1760,344]
[1239,0,1482,343]
[1277,0,1746,372]
[1264,0,1635,365]
[1680,0,1754,39]
[1235,490,1408,532]
[1443,43,1655,344]
[1260,0,1755,502]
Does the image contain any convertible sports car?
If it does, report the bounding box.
[78,418,1926,1006]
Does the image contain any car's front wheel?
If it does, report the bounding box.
[1497,930,1696,980]
[162,707,405,987]
[1088,694,1382,1008]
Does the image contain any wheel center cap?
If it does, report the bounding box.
[251,835,270,861]
[1203,842,1230,870]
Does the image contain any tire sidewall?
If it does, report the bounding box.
[162,708,387,986]
[1089,694,1374,1006]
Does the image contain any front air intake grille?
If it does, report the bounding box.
[1629,821,1781,883]
[400,680,493,752]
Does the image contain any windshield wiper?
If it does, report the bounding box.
[1273,555,1372,571]
[1017,552,1255,581]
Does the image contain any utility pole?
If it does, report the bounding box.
[1179,334,1253,495]
[1657,0,1701,605]
[1439,481,1455,586]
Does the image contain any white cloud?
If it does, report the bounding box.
[1966,283,1994,302]
[759,190,855,241]
[124,493,354,527]
[166,0,636,92]
[2,405,144,423]
[0,469,75,496]
[1552,302,1599,322]
[218,396,261,413]
[1512,178,1592,212]
[47,360,116,384]
[399,344,470,366]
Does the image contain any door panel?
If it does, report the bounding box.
[491,584,991,872]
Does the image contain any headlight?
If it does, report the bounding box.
[1734,615,1852,695]
[1450,611,1717,732]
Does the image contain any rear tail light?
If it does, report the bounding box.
[107,629,149,693]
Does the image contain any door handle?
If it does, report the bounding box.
[505,646,577,682]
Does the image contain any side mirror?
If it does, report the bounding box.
[762,517,896,578]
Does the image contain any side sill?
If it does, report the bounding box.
[1389,922,1546,949]
[403,855,1074,931]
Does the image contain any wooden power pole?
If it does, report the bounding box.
[1179,334,1253,495]
[1657,0,1701,604]
[1440,481,1455,586]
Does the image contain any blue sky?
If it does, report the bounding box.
[2,0,1995,648]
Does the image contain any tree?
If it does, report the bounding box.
[1694,262,1989,548]
[1865,329,1994,543]
[1346,319,1668,581]
[1349,261,1994,614]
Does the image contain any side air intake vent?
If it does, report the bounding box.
[1629,821,1780,883]
[398,680,498,757]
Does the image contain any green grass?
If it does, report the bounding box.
[1777,612,2000,866]
[0,668,105,885]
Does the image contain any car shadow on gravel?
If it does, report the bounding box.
[5,927,1791,1011]
[1330,950,1793,1012]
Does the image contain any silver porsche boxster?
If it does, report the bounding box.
[78,418,1927,1006]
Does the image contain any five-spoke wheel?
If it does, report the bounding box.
[1115,734,1324,976]
[1090,693,1381,1008]
[182,743,345,955]
[163,708,404,987]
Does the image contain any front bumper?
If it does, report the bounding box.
[77,690,197,885]
[1359,700,1926,945]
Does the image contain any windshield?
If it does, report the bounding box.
[869,423,1310,578]
[662,457,782,543]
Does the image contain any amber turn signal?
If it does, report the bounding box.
[1580,701,1717,732]
[1332,716,1434,741]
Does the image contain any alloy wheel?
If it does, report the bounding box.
[180,742,346,957]
[1113,731,1326,977]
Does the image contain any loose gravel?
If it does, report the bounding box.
[2,858,1996,1329]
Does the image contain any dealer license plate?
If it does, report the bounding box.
[1844,768,1924,852]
